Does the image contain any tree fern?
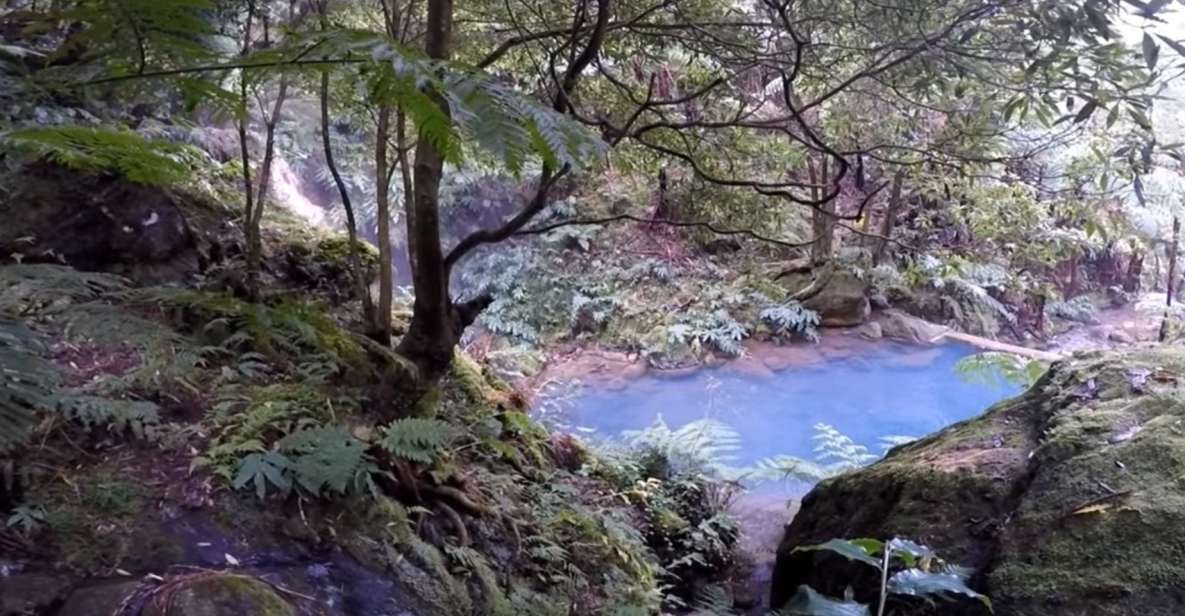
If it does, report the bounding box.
[0,126,194,185]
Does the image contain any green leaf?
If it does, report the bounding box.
[887,569,991,609]
[1143,32,1160,71]
[1157,34,1185,59]
[1129,108,1153,131]
[783,586,871,616]
[792,538,883,570]
[1073,99,1099,123]
[277,427,373,496]
[0,127,192,186]
[233,452,292,499]
[887,537,934,568]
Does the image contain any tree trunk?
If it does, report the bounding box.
[236,1,258,299]
[396,110,417,282]
[395,0,460,381]
[246,74,289,298]
[374,105,394,345]
[1161,217,1179,342]
[873,169,904,266]
[1125,248,1144,293]
[319,33,374,322]
[809,155,835,265]
[653,167,671,220]
[393,0,608,386]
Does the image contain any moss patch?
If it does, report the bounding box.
[142,574,294,616]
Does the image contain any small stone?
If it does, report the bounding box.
[1108,329,1135,344]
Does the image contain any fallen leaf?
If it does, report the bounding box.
[1072,503,1112,516]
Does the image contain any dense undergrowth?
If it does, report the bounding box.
[0,255,749,614]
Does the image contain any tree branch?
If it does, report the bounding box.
[513,213,820,250]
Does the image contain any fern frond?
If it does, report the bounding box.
[0,318,58,452]
[277,427,377,496]
[380,418,454,464]
[58,394,161,440]
[0,265,128,314]
[0,126,193,185]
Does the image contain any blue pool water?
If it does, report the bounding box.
[552,342,1023,487]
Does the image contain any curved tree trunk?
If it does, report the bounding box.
[318,1,375,326]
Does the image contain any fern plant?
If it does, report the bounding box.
[955,352,1046,388]
[750,423,882,485]
[759,301,820,341]
[667,310,749,358]
[0,318,57,452]
[1,126,195,186]
[380,418,454,464]
[622,416,741,476]
[57,394,162,440]
[277,427,380,497]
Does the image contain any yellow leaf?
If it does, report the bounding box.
[1072,503,1112,516]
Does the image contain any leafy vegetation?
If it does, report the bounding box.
[3,0,1185,612]
[787,537,990,615]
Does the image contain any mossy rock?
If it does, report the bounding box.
[771,347,1185,615]
[142,574,294,616]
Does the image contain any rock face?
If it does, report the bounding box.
[782,269,870,327]
[771,348,1185,615]
[0,164,223,284]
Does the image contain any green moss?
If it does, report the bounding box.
[36,471,149,572]
[315,236,379,269]
[449,352,494,403]
[144,574,294,616]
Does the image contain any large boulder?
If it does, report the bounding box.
[781,268,870,327]
[771,348,1185,615]
[0,164,225,284]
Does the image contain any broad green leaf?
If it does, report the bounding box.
[1142,32,1160,71]
[887,569,992,609]
[783,586,871,616]
[233,452,292,499]
[1073,99,1099,123]
[793,538,883,570]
